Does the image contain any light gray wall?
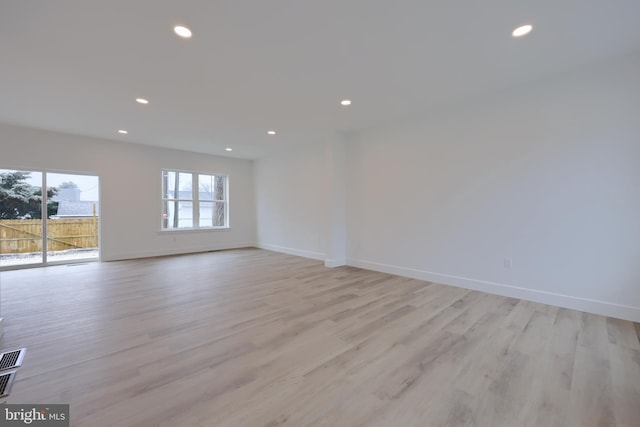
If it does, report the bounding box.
[254,140,332,260]
[254,133,348,266]
[0,124,256,261]
[256,53,640,321]
[347,53,640,321]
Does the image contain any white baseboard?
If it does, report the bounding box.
[102,243,255,262]
[256,243,326,261]
[325,259,347,268]
[255,244,346,268]
[347,258,640,323]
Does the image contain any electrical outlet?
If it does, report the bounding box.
[504,257,513,269]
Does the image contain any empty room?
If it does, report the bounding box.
[1,1,639,426]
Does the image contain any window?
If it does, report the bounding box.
[162,170,228,230]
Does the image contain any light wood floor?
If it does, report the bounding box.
[1,248,639,427]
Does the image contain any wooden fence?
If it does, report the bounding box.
[0,218,98,254]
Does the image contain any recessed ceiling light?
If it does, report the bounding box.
[340,99,352,106]
[512,24,533,37]
[267,130,276,135]
[118,130,128,134]
[225,148,233,151]
[136,98,149,105]
[174,26,192,39]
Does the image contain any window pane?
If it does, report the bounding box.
[214,201,225,227]
[199,202,225,227]
[164,200,193,229]
[199,202,212,227]
[199,174,214,201]
[162,199,170,229]
[46,172,100,263]
[163,171,176,199]
[178,173,192,200]
[214,175,225,201]
[0,169,44,267]
[162,170,192,199]
[163,199,176,229]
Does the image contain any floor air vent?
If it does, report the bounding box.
[0,371,16,398]
[0,348,26,371]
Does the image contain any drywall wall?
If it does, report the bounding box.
[0,123,256,261]
[255,133,348,265]
[347,52,640,321]
[254,140,332,260]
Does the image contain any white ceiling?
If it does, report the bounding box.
[2,0,640,159]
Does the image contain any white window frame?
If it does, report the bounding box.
[161,169,229,231]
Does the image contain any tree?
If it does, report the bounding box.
[173,171,180,228]
[214,175,225,226]
[0,171,58,219]
[58,181,79,189]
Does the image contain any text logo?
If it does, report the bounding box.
[0,405,69,427]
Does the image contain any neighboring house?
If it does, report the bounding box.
[51,200,99,218]
[56,187,81,201]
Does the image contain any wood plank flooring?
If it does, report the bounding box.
[0,248,639,426]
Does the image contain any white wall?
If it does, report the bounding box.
[347,53,640,321]
[254,133,348,265]
[0,124,255,261]
[254,140,332,260]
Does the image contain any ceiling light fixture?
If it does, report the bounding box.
[512,24,533,37]
[267,130,276,135]
[118,130,128,134]
[340,99,352,106]
[174,26,192,39]
[225,148,233,151]
[136,98,149,105]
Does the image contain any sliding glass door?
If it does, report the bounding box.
[0,169,99,269]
